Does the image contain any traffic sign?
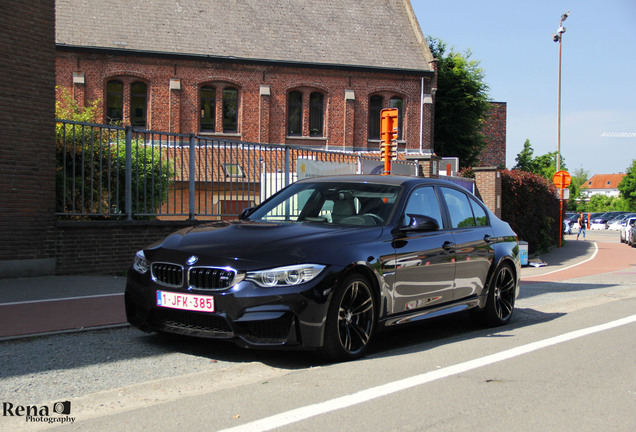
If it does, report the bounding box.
[380,108,399,175]
[552,170,571,189]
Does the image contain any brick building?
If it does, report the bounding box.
[0,0,57,276]
[55,0,437,152]
[0,0,507,277]
[479,102,507,168]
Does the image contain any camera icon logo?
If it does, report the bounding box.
[53,401,71,415]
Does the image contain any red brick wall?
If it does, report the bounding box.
[479,102,507,167]
[55,221,199,274]
[474,167,502,218]
[56,51,435,152]
[0,0,57,276]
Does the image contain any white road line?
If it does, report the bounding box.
[0,293,123,306]
[523,241,598,279]
[217,314,636,432]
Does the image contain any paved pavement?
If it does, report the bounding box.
[0,229,631,340]
[0,275,127,339]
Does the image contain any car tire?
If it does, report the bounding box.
[473,262,516,327]
[319,273,376,362]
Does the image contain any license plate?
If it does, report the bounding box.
[157,291,215,313]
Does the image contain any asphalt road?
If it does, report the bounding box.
[1,230,635,431]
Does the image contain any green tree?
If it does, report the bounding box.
[427,37,491,168]
[617,159,636,211]
[514,139,535,172]
[568,168,590,210]
[513,139,565,180]
[582,195,629,212]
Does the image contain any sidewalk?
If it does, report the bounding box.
[522,229,629,282]
[0,275,126,340]
[0,230,628,340]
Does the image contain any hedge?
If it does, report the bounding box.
[501,169,560,254]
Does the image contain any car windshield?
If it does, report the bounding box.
[247,181,402,226]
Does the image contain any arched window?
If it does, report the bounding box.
[106,80,123,124]
[368,95,383,140]
[288,91,302,136]
[200,86,216,132]
[390,96,404,140]
[130,82,147,128]
[222,87,238,133]
[309,92,324,137]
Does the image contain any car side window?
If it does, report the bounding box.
[441,187,476,228]
[403,186,443,227]
[469,196,489,226]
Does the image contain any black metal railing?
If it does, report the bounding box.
[56,120,416,220]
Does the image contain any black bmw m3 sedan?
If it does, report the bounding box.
[125,175,520,361]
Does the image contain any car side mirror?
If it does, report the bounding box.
[238,207,255,220]
[401,214,440,232]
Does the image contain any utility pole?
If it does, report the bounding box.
[553,10,570,172]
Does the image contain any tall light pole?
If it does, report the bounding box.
[553,11,570,172]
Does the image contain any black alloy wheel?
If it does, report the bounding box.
[475,263,516,326]
[319,274,376,362]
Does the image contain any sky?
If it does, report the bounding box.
[410,0,636,176]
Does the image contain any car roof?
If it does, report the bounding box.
[296,175,466,189]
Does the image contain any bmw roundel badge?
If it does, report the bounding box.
[186,255,199,265]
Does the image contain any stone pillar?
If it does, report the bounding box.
[169,78,181,134]
[259,85,271,143]
[72,71,86,107]
[344,90,355,150]
[473,166,502,218]
[406,153,442,178]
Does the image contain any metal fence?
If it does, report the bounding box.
[56,120,418,220]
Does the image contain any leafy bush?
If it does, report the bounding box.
[575,194,630,213]
[501,170,560,254]
[111,138,172,215]
[55,86,171,218]
[55,87,112,214]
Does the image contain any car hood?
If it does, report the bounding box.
[145,220,384,270]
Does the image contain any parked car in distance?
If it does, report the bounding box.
[590,212,627,230]
[564,213,581,233]
[589,213,609,230]
[622,217,636,245]
[610,213,636,231]
[125,175,521,361]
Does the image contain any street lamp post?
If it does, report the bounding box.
[553,11,570,172]
[553,11,570,248]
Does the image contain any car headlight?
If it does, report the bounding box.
[245,264,325,287]
[132,250,150,274]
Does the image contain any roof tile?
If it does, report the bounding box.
[584,174,626,189]
[56,0,433,72]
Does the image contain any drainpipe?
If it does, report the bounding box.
[419,76,424,153]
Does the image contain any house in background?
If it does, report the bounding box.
[55,0,437,153]
[581,174,626,198]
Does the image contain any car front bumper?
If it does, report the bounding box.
[124,267,339,349]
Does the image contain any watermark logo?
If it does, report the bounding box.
[3,401,75,424]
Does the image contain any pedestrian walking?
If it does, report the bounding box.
[576,212,586,240]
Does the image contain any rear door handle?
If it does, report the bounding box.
[442,241,455,251]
